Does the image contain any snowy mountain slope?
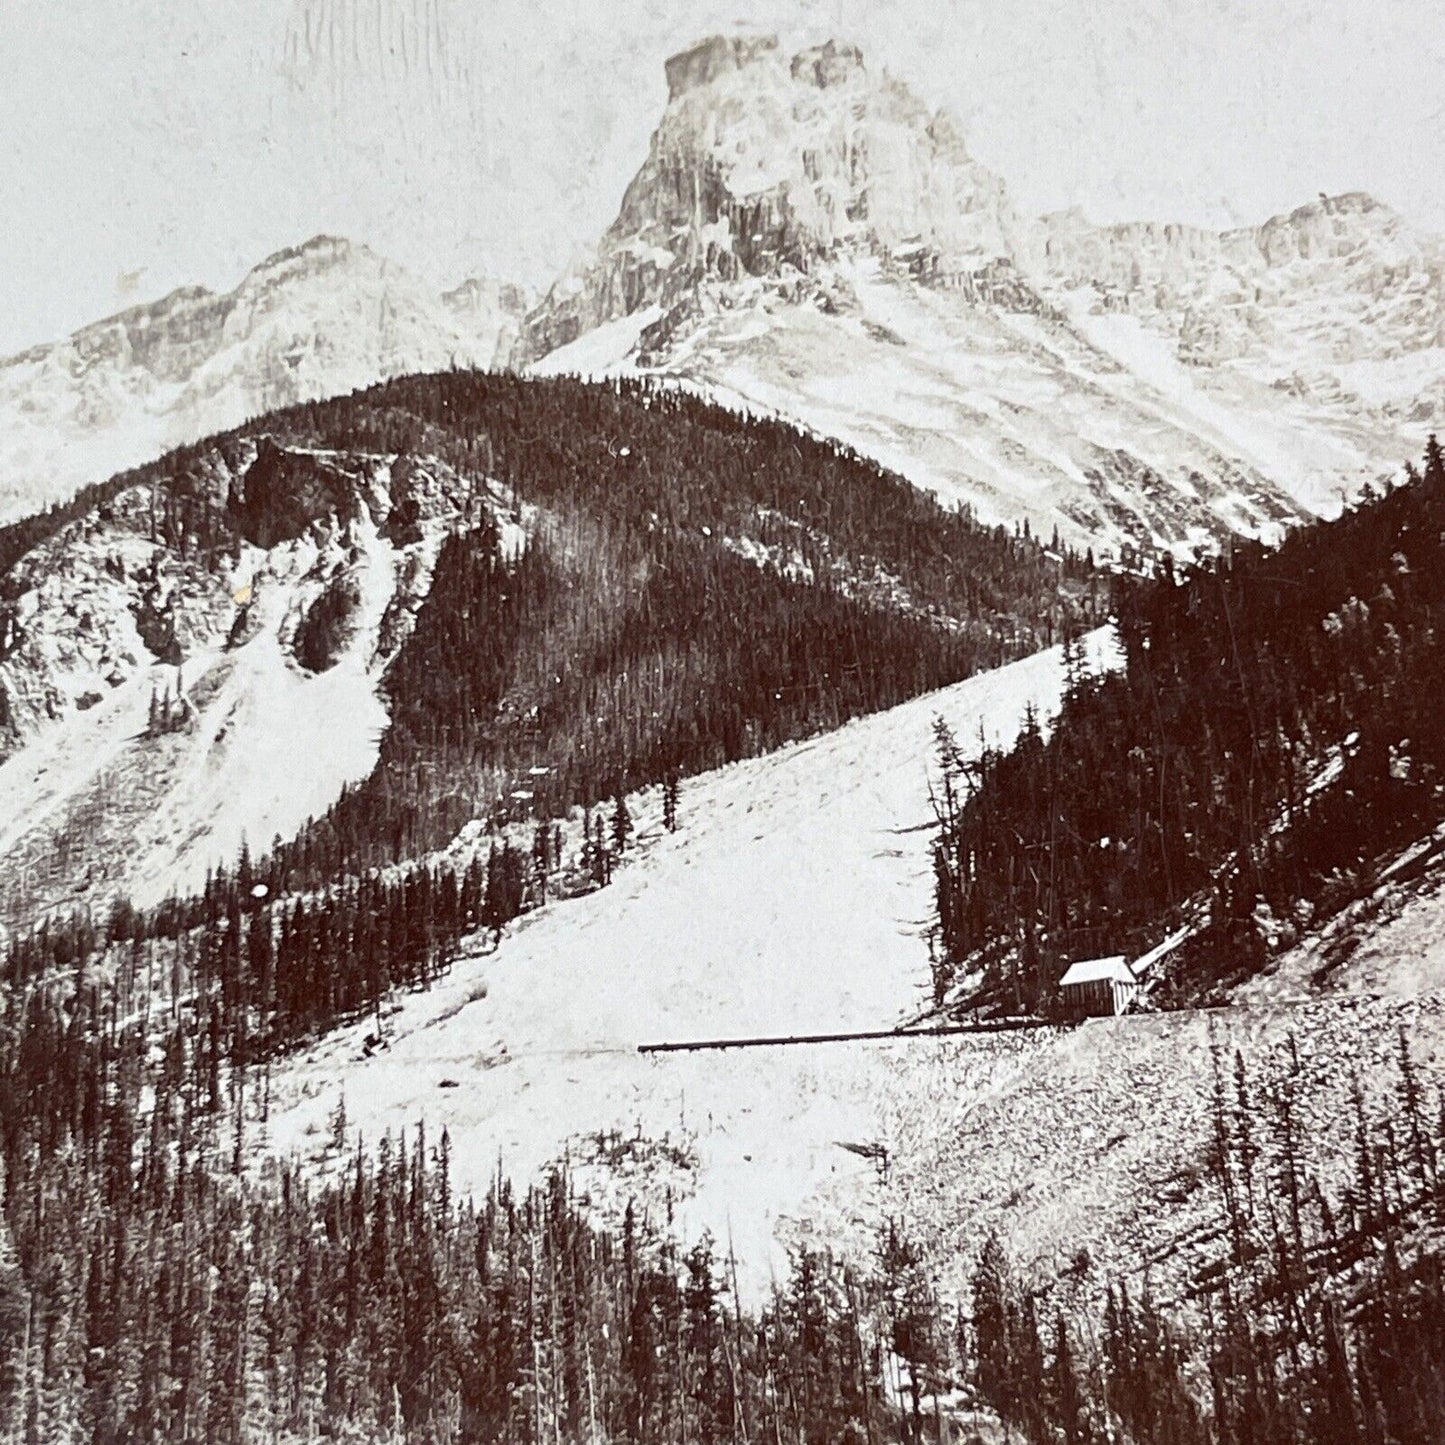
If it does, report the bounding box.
[0,439,500,921]
[0,237,526,524]
[543,258,1333,550]
[0,531,387,917]
[262,631,1121,1282]
[1031,191,1445,375]
[259,619,1445,1308]
[874,990,1445,1312]
[524,35,1442,552]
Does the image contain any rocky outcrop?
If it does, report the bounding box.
[227,439,364,550]
[791,39,865,88]
[664,34,781,99]
[0,432,492,778]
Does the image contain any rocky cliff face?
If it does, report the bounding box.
[523,35,1445,553]
[523,34,1027,362]
[1030,191,1445,367]
[0,432,504,919]
[0,238,527,524]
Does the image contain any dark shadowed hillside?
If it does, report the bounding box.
[124,370,1098,882]
[932,439,1445,1011]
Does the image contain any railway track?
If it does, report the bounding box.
[636,1017,1068,1054]
[634,992,1396,1055]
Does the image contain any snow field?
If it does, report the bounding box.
[262,631,1121,1287]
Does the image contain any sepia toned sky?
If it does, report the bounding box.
[3,0,1443,355]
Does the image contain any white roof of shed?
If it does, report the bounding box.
[1059,955,1136,987]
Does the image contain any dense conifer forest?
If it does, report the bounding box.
[3,815,575,1059]
[244,372,1096,878]
[5,927,1445,1444]
[931,440,1445,1011]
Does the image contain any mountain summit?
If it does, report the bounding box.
[0,238,527,524]
[524,37,1445,553]
[525,34,1027,359]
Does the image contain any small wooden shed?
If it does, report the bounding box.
[1058,955,1140,1019]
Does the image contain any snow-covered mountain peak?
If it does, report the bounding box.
[0,240,528,526]
[661,31,870,100]
[42,236,383,389]
[651,31,1019,262]
[1259,189,1396,252]
[523,39,1445,554]
[525,34,1024,363]
[247,232,360,275]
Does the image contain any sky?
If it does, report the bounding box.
[3,0,1444,357]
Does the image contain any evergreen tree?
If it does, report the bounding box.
[971,1234,1013,1417]
[611,794,633,855]
[1425,432,1444,491]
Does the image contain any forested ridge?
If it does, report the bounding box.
[2,803,628,1064]
[0,371,1094,890]
[243,371,1096,878]
[931,439,1445,1011]
[0,368,1094,1063]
